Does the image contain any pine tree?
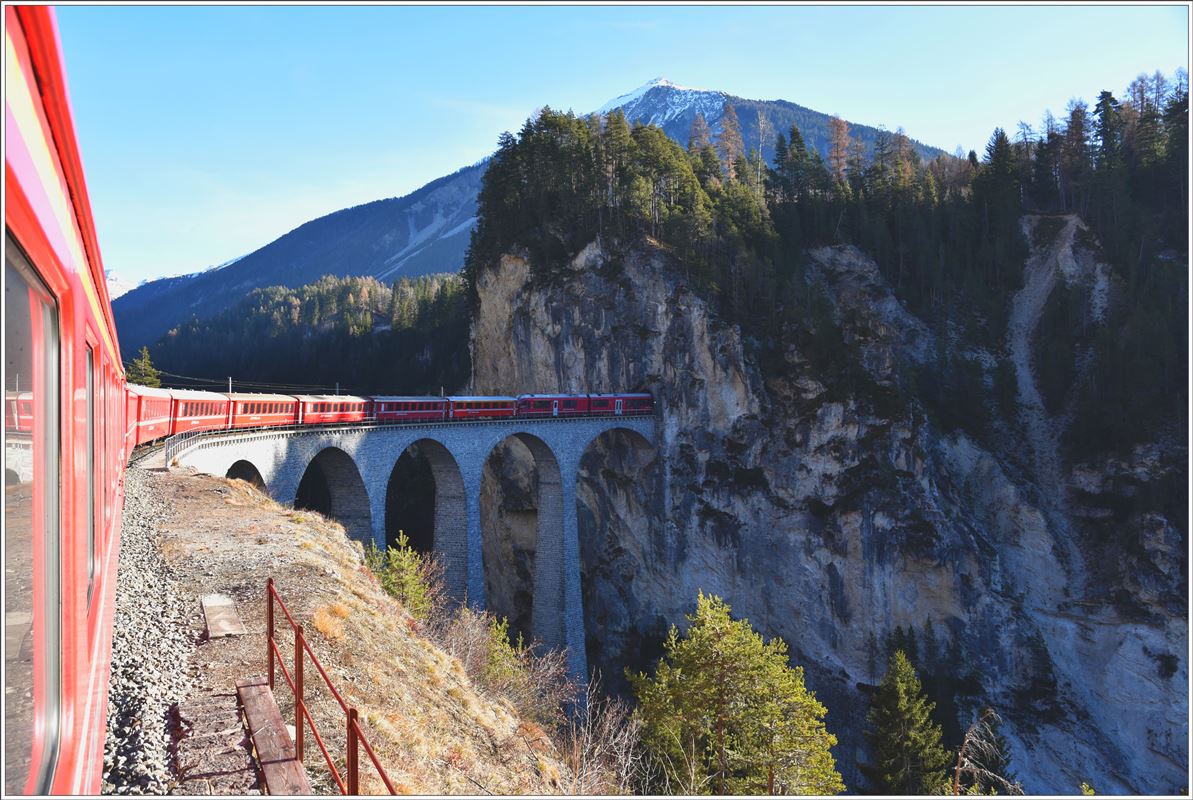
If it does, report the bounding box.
[1092,90,1124,169]
[127,345,161,387]
[860,650,951,795]
[717,102,745,181]
[631,592,844,795]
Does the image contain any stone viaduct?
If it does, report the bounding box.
[166,416,656,678]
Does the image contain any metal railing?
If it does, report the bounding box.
[266,578,396,795]
[163,410,656,464]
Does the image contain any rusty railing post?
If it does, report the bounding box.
[266,577,275,690]
[295,623,305,763]
[347,707,359,795]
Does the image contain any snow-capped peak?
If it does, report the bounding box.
[596,77,706,114]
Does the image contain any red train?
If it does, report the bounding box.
[152,390,657,433]
[3,8,653,794]
[6,7,128,793]
[135,390,654,439]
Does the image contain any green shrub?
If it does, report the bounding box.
[363,531,443,621]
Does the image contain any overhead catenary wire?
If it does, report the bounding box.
[122,363,350,393]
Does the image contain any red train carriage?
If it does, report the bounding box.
[227,393,299,429]
[5,6,128,793]
[516,393,590,417]
[127,385,173,445]
[587,392,655,416]
[295,394,369,425]
[370,396,449,423]
[167,389,230,436]
[5,390,35,433]
[449,396,517,420]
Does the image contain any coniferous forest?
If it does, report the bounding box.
[153,274,470,394]
[463,70,1188,462]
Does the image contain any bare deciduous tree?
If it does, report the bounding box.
[951,708,1024,796]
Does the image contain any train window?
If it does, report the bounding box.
[86,347,96,604]
[5,239,62,794]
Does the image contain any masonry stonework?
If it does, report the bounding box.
[171,417,656,679]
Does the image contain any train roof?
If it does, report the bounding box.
[226,392,299,402]
[369,395,448,402]
[127,384,174,398]
[516,393,586,399]
[588,392,653,398]
[168,389,228,401]
[448,395,518,402]
[293,394,369,403]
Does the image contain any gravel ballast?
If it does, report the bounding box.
[102,459,197,795]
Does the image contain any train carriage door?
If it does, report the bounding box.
[552,399,559,417]
[615,398,623,415]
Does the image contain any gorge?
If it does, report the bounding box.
[467,223,1185,794]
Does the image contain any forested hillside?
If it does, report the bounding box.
[466,70,1188,459]
[114,163,484,358]
[153,274,469,395]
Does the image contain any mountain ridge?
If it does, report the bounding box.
[115,81,949,357]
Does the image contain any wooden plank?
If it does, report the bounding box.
[236,676,312,796]
[202,594,247,638]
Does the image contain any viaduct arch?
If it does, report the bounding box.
[169,416,657,678]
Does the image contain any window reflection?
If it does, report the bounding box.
[4,238,61,795]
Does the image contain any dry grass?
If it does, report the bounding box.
[187,474,576,795]
[312,606,346,642]
[157,469,654,795]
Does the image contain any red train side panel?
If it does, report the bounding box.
[5,6,127,794]
[167,389,230,436]
[227,393,298,429]
[588,392,654,416]
[370,396,448,423]
[449,396,517,420]
[516,393,590,417]
[128,385,172,446]
[295,394,369,425]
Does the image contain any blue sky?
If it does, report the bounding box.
[55,4,1188,285]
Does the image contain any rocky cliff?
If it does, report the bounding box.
[467,223,1187,794]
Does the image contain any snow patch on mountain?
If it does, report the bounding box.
[105,271,137,300]
[596,77,709,114]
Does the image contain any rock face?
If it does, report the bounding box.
[467,227,1187,794]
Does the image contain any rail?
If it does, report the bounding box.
[265,578,397,795]
[163,410,656,464]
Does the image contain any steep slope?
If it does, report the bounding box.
[467,232,1186,794]
[113,162,483,357]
